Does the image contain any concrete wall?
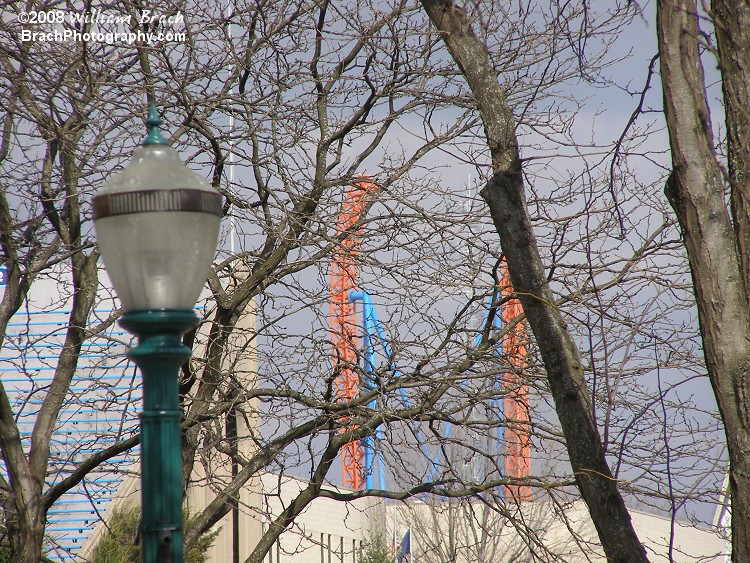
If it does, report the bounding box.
[257,473,378,563]
[183,292,263,562]
[387,498,726,563]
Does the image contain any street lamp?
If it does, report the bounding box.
[93,105,222,562]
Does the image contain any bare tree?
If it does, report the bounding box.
[0,1,727,562]
[416,1,651,561]
[657,0,750,560]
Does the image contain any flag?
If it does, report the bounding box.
[396,528,411,563]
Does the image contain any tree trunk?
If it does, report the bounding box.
[657,1,750,560]
[418,2,648,561]
[713,0,750,296]
[6,500,45,563]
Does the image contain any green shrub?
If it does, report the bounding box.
[90,505,218,563]
[359,531,394,563]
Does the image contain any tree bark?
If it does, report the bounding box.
[418,2,648,561]
[713,0,750,297]
[658,1,750,560]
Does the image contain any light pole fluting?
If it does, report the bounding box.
[93,105,222,562]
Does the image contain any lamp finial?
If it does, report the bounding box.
[143,103,168,146]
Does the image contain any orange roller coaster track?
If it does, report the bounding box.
[500,263,531,501]
[330,179,530,497]
[330,178,378,490]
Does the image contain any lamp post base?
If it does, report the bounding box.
[120,309,199,563]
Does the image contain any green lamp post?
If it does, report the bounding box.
[93,105,222,562]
